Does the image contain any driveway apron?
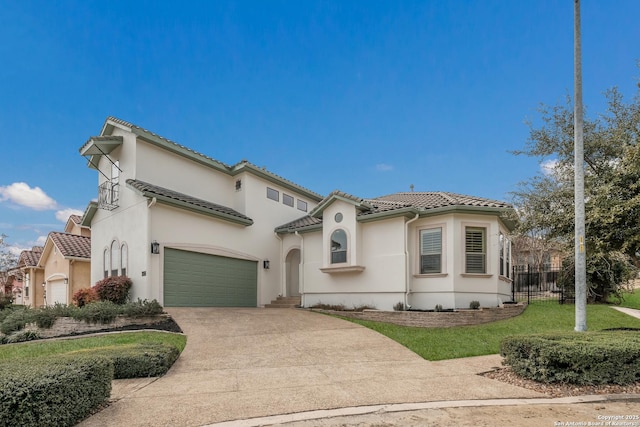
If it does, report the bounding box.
[78,308,543,426]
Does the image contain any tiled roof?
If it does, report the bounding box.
[19,246,43,267]
[274,215,323,232]
[369,192,511,210]
[69,215,82,224]
[49,232,91,259]
[277,191,512,232]
[126,179,253,223]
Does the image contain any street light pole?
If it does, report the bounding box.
[574,0,587,332]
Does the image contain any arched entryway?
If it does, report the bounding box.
[285,248,301,297]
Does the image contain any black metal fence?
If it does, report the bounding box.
[511,265,574,304]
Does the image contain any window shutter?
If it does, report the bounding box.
[465,227,486,274]
[420,228,442,274]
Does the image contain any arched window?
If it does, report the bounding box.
[103,248,110,278]
[110,240,120,276]
[120,243,128,277]
[330,229,347,264]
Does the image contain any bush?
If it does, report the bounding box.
[70,343,180,379]
[121,299,164,317]
[469,301,481,310]
[93,275,132,304]
[0,355,113,427]
[393,302,405,311]
[0,295,12,310]
[73,288,98,307]
[71,301,120,324]
[501,332,640,385]
[5,330,40,343]
[0,307,34,335]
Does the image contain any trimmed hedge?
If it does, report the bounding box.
[69,343,181,379]
[501,331,640,385]
[0,355,113,427]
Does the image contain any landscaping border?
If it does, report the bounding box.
[311,304,526,328]
[23,314,174,338]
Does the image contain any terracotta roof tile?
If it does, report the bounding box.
[49,232,91,259]
[19,246,43,267]
[274,215,323,232]
[370,192,511,210]
[127,179,253,222]
[277,191,511,232]
[69,215,82,224]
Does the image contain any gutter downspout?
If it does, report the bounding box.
[147,197,157,303]
[294,231,305,307]
[404,213,420,310]
[274,232,284,297]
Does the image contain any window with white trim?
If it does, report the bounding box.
[103,248,109,278]
[330,229,347,264]
[121,243,128,277]
[465,227,486,274]
[420,228,442,274]
[110,240,120,276]
[297,199,308,212]
[283,193,294,207]
[499,232,511,278]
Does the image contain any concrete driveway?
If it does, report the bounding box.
[79,308,542,427]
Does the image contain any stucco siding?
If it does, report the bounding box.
[149,204,278,306]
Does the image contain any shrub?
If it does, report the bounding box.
[0,355,113,427]
[501,332,640,385]
[0,295,12,310]
[121,299,164,318]
[469,301,481,310]
[393,302,405,311]
[69,343,180,379]
[71,301,120,324]
[6,330,40,343]
[73,288,98,307]
[0,307,34,335]
[93,275,132,304]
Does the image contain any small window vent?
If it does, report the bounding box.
[235,179,242,191]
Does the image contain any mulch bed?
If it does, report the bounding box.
[481,367,640,398]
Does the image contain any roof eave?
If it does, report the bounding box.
[357,207,420,223]
[231,162,324,202]
[80,201,98,227]
[310,194,371,218]
[133,188,253,226]
[275,223,323,234]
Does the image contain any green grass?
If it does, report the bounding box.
[617,288,640,309]
[345,303,640,361]
[0,331,186,361]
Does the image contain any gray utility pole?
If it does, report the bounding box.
[574,0,587,332]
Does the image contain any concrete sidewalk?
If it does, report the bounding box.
[77,307,638,427]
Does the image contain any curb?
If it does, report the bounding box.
[205,394,640,427]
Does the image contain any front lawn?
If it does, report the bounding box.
[345,303,640,361]
[0,331,186,361]
[617,287,640,309]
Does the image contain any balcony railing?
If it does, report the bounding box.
[98,180,119,210]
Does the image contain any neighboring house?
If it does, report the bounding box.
[80,117,515,310]
[18,246,44,308]
[1,268,23,305]
[21,215,91,307]
[511,235,564,270]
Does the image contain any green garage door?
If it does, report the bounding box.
[164,248,257,307]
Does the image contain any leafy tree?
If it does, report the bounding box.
[511,85,640,302]
[0,234,18,273]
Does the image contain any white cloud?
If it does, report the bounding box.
[55,208,84,223]
[0,182,57,210]
[35,235,47,246]
[376,163,394,172]
[540,159,559,175]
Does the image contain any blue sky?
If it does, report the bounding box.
[1,0,638,255]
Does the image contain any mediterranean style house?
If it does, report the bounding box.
[80,117,514,310]
[18,215,91,307]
